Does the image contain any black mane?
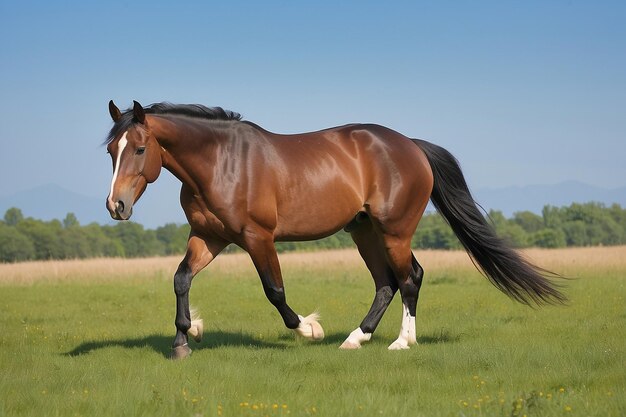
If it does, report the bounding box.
[105,102,242,144]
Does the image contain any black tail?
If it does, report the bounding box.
[413,139,566,305]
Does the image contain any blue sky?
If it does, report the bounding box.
[1,1,625,208]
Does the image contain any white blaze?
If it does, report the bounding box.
[107,132,128,207]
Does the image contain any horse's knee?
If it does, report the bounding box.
[174,264,192,296]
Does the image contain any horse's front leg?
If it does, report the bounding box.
[171,234,226,360]
[243,231,324,341]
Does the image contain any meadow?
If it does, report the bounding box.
[0,247,624,417]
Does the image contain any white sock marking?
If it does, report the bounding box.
[388,303,417,350]
[339,327,372,349]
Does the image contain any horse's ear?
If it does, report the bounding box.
[109,100,122,122]
[133,100,146,124]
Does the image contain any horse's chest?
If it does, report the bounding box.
[181,191,231,239]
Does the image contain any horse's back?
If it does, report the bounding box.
[267,122,431,182]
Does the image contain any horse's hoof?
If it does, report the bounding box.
[309,320,325,341]
[387,340,410,350]
[188,310,204,343]
[339,328,370,350]
[294,313,325,341]
[170,344,192,360]
[339,340,361,350]
[188,319,204,343]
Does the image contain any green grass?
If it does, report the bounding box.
[0,254,624,417]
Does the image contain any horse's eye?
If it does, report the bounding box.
[136,147,146,155]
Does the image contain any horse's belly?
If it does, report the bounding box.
[273,188,363,241]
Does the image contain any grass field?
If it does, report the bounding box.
[0,247,624,417]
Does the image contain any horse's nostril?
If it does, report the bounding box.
[116,200,125,214]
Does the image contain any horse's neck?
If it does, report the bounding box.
[149,115,228,190]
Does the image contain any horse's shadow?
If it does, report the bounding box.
[65,330,460,358]
[66,331,355,358]
[65,331,289,358]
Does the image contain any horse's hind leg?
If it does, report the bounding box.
[171,234,227,360]
[243,231,324,341]
[388,251,424,350]
[381,234,424,350]
[340,218,398,349]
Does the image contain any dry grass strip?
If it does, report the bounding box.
[1,246,625,285]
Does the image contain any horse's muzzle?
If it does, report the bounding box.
[106,197,133,220]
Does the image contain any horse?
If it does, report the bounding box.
[104,100,564,359]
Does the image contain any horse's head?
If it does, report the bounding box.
[106,100,162,220]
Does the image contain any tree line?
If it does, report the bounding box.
[1,202,625,263]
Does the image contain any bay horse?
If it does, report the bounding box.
[105,100,564,359]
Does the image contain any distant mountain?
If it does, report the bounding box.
[0,183,187,228]
[1,181,624,228]
[0,184,109,225]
